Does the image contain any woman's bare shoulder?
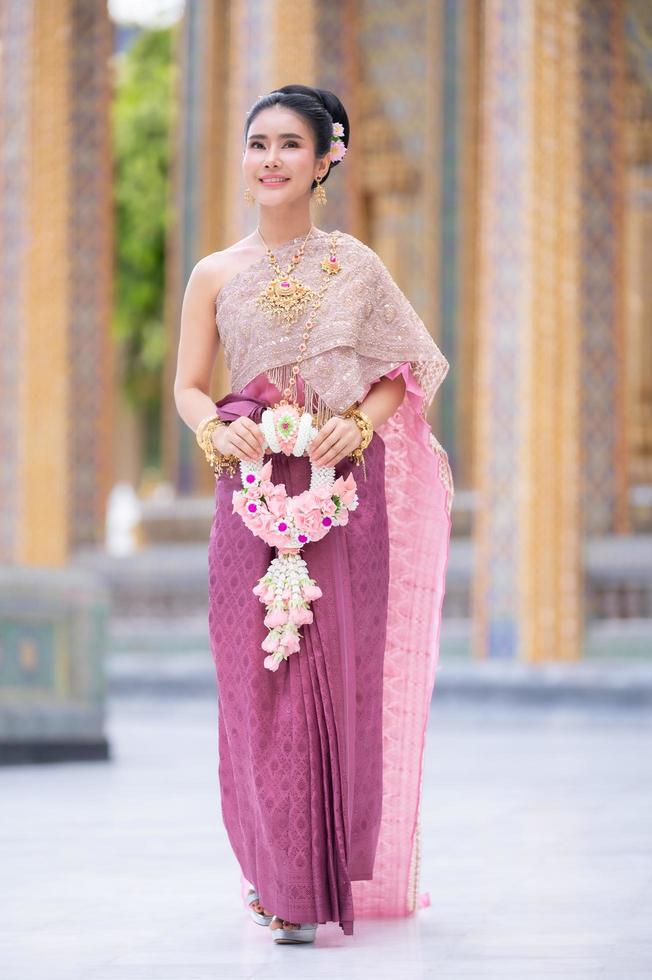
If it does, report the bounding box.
[332,229,379,263]
[194,237,263,302]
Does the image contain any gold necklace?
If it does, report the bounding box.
[272,230,341,411]
[255,224,317,325]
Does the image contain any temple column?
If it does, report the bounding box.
[578,1,628,536]
[473,0,626,661]
[439,0,482,489]
[624,1,652,500]
[0,0,113,761]
[0,0,113,564]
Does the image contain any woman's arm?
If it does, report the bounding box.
[173,257,224,431]
[308,373,406,468]
[173,257,265,460]
[358,373,406,429]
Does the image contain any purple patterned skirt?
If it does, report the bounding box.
[207,433,389,935]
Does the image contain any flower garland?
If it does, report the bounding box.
[232,403,358,671]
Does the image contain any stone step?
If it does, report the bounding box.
[72,533,652,622]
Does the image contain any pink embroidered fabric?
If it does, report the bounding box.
[214,228,454,923]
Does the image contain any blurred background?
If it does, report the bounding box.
[0,0,652,980]
[1,1,651,975]
[2,0,651,759]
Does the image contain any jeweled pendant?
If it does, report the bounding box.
[321,253,341,275]
[256,275,316,324]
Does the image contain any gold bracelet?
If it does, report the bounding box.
[195,414,240,478]
[195,413,220,445]
[342,403,374,479]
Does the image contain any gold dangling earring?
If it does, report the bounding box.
[313,175,327,207]
[244,187,255,206]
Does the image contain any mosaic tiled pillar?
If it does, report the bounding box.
[579,0,627,535]
[623,0,652,491]
[473,0,625,662]
[0,0,112,761]
[474,0,536,662]
[624,170,652,488]
[0,0,31,563]
[0,0,113,564]
[439,0,481,489]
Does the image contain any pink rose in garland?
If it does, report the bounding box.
[332,472,357,507]
[292,492,330,540]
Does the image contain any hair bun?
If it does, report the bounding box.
[314,88,339,123]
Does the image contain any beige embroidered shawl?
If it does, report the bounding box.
[215,227,449,427]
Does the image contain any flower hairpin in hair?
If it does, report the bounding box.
[330,121,347,163]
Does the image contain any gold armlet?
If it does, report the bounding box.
[195,414,239,478]
[342,403,374,479]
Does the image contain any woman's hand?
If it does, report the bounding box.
[308,416,361,468]
[213,417,266,462]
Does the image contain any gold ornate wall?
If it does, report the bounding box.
[0,0,113,565]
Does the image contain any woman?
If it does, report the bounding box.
[173,84,453,944]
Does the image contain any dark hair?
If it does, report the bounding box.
[243,84,350,189]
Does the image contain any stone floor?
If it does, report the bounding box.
[2,692,651,979]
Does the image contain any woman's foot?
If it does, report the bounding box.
[270,915,318,944]
[247,889,273,917]
[270,916,301,931]
[247,888,274,925]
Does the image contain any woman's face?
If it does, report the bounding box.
[242,104,330,204]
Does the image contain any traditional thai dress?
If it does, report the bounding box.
[208,226,453,936]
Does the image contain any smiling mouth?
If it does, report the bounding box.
[259,177,290,184]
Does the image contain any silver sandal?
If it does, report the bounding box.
[270,915,318,944]
[246,888,274,926]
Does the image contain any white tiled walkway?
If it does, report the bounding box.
[2,693,651,979]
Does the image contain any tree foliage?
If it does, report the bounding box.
[112,27,175,460]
